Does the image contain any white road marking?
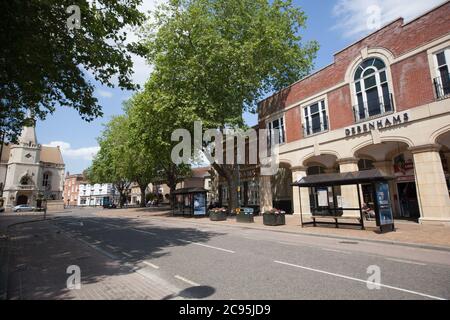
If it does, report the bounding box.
[174,275,200,287]
[121,251,133,258]
[143,261,159,269]
[106,245,117,250]
[386,258,427,266]
[322,248,352,255]
[277,241,316,249]
[274,260,445,300]
[132,228,157,236]
[178,239,235,253]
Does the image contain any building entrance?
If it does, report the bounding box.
[397,182,420,219]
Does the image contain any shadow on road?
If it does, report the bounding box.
[3,214,225,299]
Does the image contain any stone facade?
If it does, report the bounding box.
[0,125,65,210]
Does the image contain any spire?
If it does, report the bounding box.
[18,110,37,145]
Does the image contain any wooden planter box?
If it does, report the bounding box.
[263,213,286,226]
[236,213,254,223]
[209,211,227,221]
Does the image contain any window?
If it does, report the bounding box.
[42,173,51,187]
[434,49,450,99]
[353,58,392,121]
[221,186,229,205]
[247,181,259,205]
[267,116,286,145]
[358,159,375,171]
[303,100,328,136]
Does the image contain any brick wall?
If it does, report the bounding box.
[258,2,450,139]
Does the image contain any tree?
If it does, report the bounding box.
[127,88,192,206]
[87,116,134,208]
[124,100,160,207]
[0,0,147,143]
[140,0,319,212]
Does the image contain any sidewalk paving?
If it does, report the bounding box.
[1,216,180,300]
[95,207,450,249]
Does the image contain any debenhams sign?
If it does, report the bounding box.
[345,112,409,137]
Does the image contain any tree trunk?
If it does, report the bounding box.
[140,185,146,207]
[212,163,239,213]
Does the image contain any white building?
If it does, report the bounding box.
[78,183,117,206]
[0,124,65,209]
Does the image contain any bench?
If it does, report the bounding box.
[311,215,364,229]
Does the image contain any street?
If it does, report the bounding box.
[2,207,450,300]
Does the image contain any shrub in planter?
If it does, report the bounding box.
[236,209,254,223]
[263,208,286,226]
[209,208,227,221]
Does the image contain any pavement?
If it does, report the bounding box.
[1,207,450,300]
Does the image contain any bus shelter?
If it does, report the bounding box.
[172,187,208,217]
[292,169,396,232]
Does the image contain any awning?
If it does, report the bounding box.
[292,169,395,187]
[171,187,209,195]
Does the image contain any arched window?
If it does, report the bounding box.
[354,58,392,121]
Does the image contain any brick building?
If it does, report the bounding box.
[218,2,450,224]
[63,173,86,207]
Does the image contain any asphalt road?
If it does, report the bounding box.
[39,208,450,299]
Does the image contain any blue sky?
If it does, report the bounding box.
[36,0,446,174]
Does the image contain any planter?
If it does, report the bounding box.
[263,213,286,226]
[209,210,227,221]
[236,213,254,223]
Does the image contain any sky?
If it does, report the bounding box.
[36,0,447,174]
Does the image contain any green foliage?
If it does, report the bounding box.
[141,0,319,128]
[0,0,146,143]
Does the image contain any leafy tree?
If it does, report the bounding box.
[140,0,319,212]
[87,115,134,208]
[0,0,147,143]
[127,88,192,206]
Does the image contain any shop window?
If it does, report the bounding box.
[247,181,259,205]
[307,166,326,176]
[303,100,328,136]
[353,58,393,121]
[358,159,375,171]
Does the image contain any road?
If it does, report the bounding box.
[4,207,450,300]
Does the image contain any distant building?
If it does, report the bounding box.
[0,124,65,209]
[77,182,117,207]
[63,173,86,206]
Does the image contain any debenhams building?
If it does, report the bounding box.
[218,3,450,224]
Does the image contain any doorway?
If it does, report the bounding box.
[397,182,420,219]
[17,195,28,205]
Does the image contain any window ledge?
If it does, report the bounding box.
[354,111,395,124]
[303,129,330,139]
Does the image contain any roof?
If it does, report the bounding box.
[191,167,211,178]
[171,187,208,194]
[40,146,64,165]
[292,169,394,187]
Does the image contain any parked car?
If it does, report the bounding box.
[13,204,34,212]
[103,203,117,209]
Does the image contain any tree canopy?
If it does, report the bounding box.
[0,0,146,143]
